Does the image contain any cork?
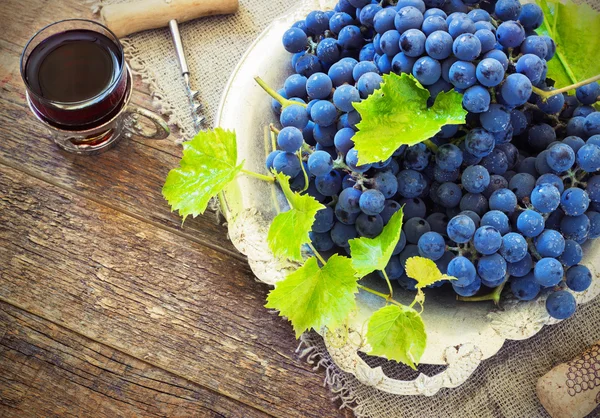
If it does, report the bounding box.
[537,341,600,418]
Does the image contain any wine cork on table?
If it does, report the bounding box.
[537,341,600,418]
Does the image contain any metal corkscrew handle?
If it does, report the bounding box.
[168,19,204,131]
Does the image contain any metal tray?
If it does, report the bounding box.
[215,0,600,395]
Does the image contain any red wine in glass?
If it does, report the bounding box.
[21,20,128,130]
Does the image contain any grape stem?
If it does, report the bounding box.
[269,124,281,135]
[301,143,314,155]
[307,242,327,266]
[241,169,275,183]
[531,74,600,100]
[254,76,308,109]
[380,269,394,299]
[457,281,506,306]
[297,150,310,193]
[357,284,404,307]
[423,139,438,153]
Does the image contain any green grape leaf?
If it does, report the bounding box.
[265,255,358,337]
[352,73,467,165]
[366,304,426,369]
[536,0,600,89]
[162,128,243,221]
[405,256,456,288]
[268,172,325,261]
[348,209,404,278]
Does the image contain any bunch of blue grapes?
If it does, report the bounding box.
[268,0,600,320]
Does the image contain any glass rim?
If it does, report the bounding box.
[20,18,126,107]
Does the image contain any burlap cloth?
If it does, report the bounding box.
[95,0,600,416]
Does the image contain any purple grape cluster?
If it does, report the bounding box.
[267,0,600,320]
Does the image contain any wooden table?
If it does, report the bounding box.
[0,1,350,416]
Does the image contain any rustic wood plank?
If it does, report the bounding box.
[0,163,346,418]
[0,91,238,260]
[0,301,272,418]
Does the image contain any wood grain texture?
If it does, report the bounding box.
[0,164,346,418]
[0,301,271,418]
[0,55,238,259]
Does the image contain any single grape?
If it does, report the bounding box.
[516,209,544,238]
[545,290,576,320]
[560,214,591,242]
[520,36,548,59]
[380,29,402,57]
[360,4,383,27]
[400,28,427,57]
[310,231,335,251]
[295,53,323,77]
[576,82,600,106]
[518,3,543,29]
[500,73,532,107]
[452,276,481,296]
[437,182,463,208]
[483,174,509,198]
[372,171,399,198]
[312,207,335,234]
[397,169,428,198]
[329,11,354,35]
[373,8,397,34]
[277,126,304,153]
[515,53,545,85]
[465,127,495,157]
[530,184,561,213]
[412,56,442,85]
[475,57,505,87]
[480,104,511,133]
[330,222,358,247]
[346,148,372,173]
[481,148,509,175]
[565,265,592,292]
[306,72,333,100]
[459,193,489,216]
[480,210,509,234]
[395,6,425,33]
[380,200,402,224]
[496,20,525,48]
[511,273,541,301]
[338,25,364,50]
[448,60,477,89]
[447,15,476,39]
[534,258,564,287]
[356,213,384,238]
[404,217,432,244]
[489,188,517,213]
[587,210,600,239]
[507,253,533,278]
[560,188,590,216]
[281,104,309,129]
[478,253,507,283]
[495,0,521,21]
[536,90,565,115]
[418,231,446,260]
[535,229,566,258]
[448,256,477,287]
[528,123,557,151]
[508,172,536,200]
[422,15,448,36]
[357,72,383,98]
[359,189,386,215]
[273,152,301,177]
[452,33,481,61]
[585,112,600,137]
[282,27,308,53]
[307,150,333,176]
[315,170,343,196]
[559,240,583,267]
[462,85,490,113]
[473,225,502,255]
[436,144,464,171]
[333,84,360,112]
